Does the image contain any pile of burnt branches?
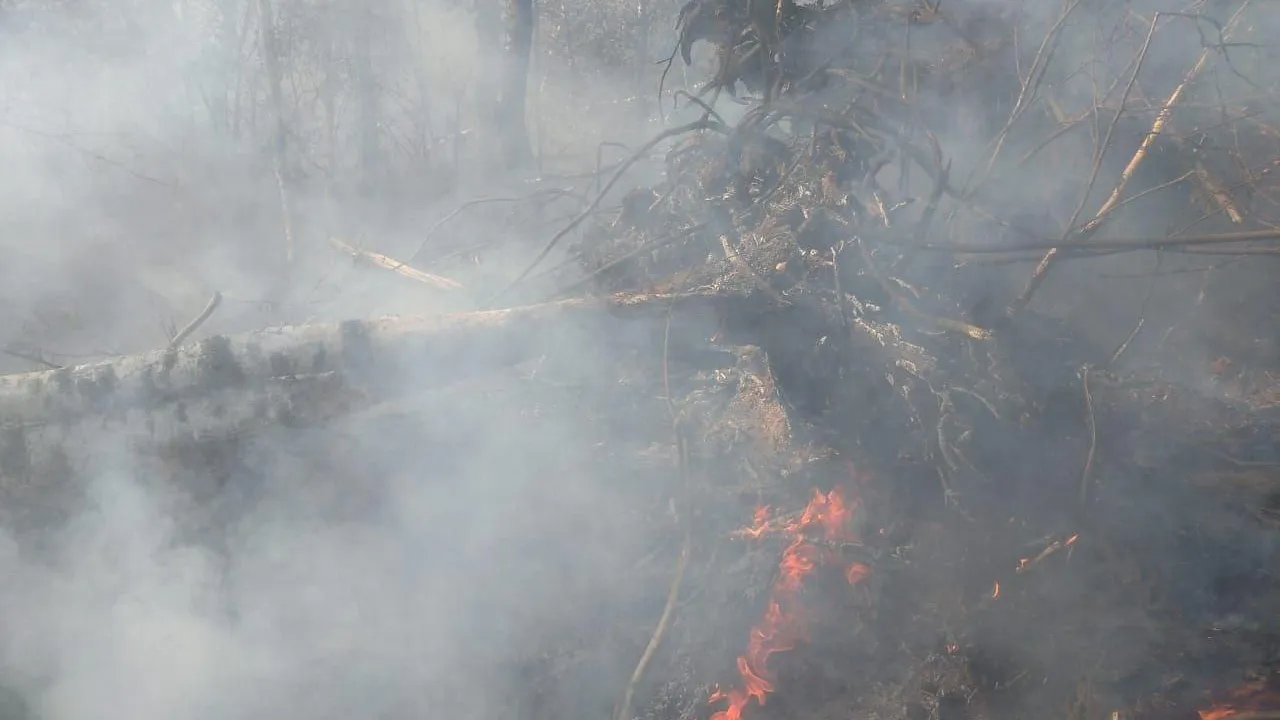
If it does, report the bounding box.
[549,0,1279,296]
[471,0,1280,718]
[484,0,1280,503]
[2,1,1279,719]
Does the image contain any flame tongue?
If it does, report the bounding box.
[1198,677,1280,720]
[710,484,870,720]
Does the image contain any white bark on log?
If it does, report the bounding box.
[0,292,725,506]
[0,289,935,493]
[0,292,729,446]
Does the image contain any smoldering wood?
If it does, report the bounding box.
[0,292,758,486]
[2,287,1274,491]
[0,290,927,432]
[4,0,1278,718]
[0,302,1274,720]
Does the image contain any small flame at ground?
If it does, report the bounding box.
[1197,677,1280,720]
[709,485,870,720]
[740,505,772,539]
[846,562,870,585]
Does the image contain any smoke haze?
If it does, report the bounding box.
[1,0,1277,718]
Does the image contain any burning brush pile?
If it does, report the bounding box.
[710,484,871,720]
[507,0,1280,719]
[2,1,1279,719]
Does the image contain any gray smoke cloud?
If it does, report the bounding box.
[1,0,1277,718]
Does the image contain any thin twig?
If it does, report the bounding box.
[331,237,464,290]
[1091,170,1195,218]
[597,142,630,197]
[255,0,296,264]
[1080,365,1096,507]
[965,0,1084,195]
[672,90,727,126]
[412,197,523,260]
[490,118,728,303]
[1108,318,1144,367]
[614,306,693,720]
[0,121,175,187]
[1081,7,1248,238]
[663,303,676,420]
[656,40,682,123]
[918,228,1280,254]
[168,292,223,350]
[1174,245,1280,255]
[1130,83,1248,224]
[1010,13,1160,315]
[858,240,991,340]
[410,189,583,262]
[546,222,711,301]
[2,347,62,370]
[910,132,950,246]
[832,244,848,330]
[1011,2,1252,313]
[1016,534,1080,574]
[721,236,790,306]
[1007,114,1090,173]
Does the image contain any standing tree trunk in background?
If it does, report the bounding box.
[474,0,502,169]
[255,0,297,265]
[352,0,382,192]
[231,0,253,140]
[497,0,534,168]
[319,0,341,242]
[633,0,650,96]
[206,0,245,138]
[407,0,436,163]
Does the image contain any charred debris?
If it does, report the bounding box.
[506,0,1280,718]
[2,0,1280,719]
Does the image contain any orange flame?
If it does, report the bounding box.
[740,505,772,539]
[753,505,771,528]
[710,484,870,720]
[991,581,1000,599]
[1197,678,1280,720]
[846,562,870,586]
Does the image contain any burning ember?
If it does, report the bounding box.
[1016,533,1079,574]
[709,485,870,720]
[1197,676,1280,720]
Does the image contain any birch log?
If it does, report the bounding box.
[0,293,716,428]
[0,292,764,483]
[0,293,711,519]
[1,290,1271,511]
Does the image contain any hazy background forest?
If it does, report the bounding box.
[1,2,688,717]
[2,0,1275,375]
[1,0,1278,718]
[0,0,688,363]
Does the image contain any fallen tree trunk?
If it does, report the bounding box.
[0,289,931,438]
[1,289,1274,512]
[0,291,727,534]
[0,292,778,493]
[0,292,719,429]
